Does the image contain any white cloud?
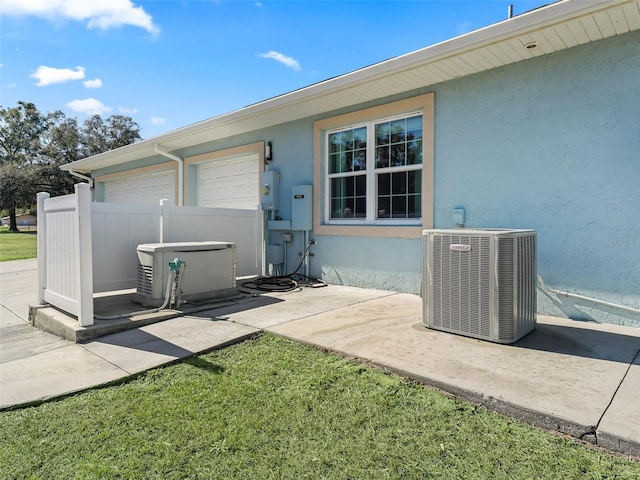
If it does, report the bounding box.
[260,51,301,72]
[2,0,159,34]
[31,65,85,86]
[83,78,102,88]
[150,117,166,125]
[119,107,138,114]
[66,98,111,115]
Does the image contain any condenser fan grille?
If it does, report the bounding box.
[431,235,491,338]
[423,229,536,344]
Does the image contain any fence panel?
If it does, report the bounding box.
[91,202,161,292]
[37,186,263,327]
[163,205,262,277]
[38,184,94,326]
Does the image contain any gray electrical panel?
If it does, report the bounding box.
[292,185,313,231]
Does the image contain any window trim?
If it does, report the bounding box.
[325,110,424,226]
[313,93,434,238]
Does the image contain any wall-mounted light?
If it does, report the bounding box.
[266,141,273,163]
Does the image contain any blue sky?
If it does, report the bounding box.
[1,0,548,139]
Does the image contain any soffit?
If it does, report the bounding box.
[63,0,640,173]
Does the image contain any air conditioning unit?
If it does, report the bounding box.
[136,241,237,306]
[422,229,536,344]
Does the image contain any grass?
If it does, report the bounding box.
[1,334,638,479]
[0,228,37,261]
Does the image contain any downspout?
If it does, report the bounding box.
[154,143,184,206]
[67,169,94,189]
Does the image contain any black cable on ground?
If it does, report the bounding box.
[240,275,299,292]
[240,240,328,293]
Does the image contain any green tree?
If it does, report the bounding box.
[0,102,142,231]
[0,102,52,231]
[81,114,141,157]
[38,114,80,197]
[39,113,141,195]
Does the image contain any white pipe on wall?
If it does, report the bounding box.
[67,169,93,189]
[154,143,184,206]
[538,275,640,316]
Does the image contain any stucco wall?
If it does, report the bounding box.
[316,30,640,326]
[92,29,640,326]
[431,29,640,325]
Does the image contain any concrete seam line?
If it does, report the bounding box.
[78,343,134,376]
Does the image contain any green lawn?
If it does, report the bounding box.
[1,334,638,479]
[0,229,37,261]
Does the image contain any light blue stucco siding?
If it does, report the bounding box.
[91,30,640,326]
[316,30,640,326]
[315,237,422,293]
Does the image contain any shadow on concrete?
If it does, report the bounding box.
[187,294,284,319]
[94,290,284,319]
[515,322,640,364]
[92,328,194,358]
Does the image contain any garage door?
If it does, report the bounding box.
[198,154,259,208]
[105,170,176,205]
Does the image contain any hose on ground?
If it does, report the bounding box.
[240,240,327,293]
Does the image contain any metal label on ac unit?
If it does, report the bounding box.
[450,244,472,252]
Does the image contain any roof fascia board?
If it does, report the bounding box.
[62,0,629,173]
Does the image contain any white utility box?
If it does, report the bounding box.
[136,241,236,306]
[423,229,537,344]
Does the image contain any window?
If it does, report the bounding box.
[327,113,423,224]
[313,93,434,238]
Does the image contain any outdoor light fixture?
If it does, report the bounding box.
[266,141,273,163]
[524,41,538,50]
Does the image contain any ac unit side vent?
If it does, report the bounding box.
[137,264,153,296]
[497,237,515,341]
[423,229,536,344]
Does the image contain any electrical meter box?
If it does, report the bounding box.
[261,170,279,211]
[292,185,313,231]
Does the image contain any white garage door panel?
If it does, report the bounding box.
[198,154,259,209]
[105,171,176,205]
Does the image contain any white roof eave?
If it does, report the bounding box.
[62,0,636,174]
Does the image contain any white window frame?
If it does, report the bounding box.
[325,111,424,226]
[313,93,434,239]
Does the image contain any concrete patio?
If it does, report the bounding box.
[1,258,639,457]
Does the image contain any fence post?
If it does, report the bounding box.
[75,183,94,326]
[36,192,50,305]
[159,199,169,243]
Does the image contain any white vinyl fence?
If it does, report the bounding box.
[38,183,263,326]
